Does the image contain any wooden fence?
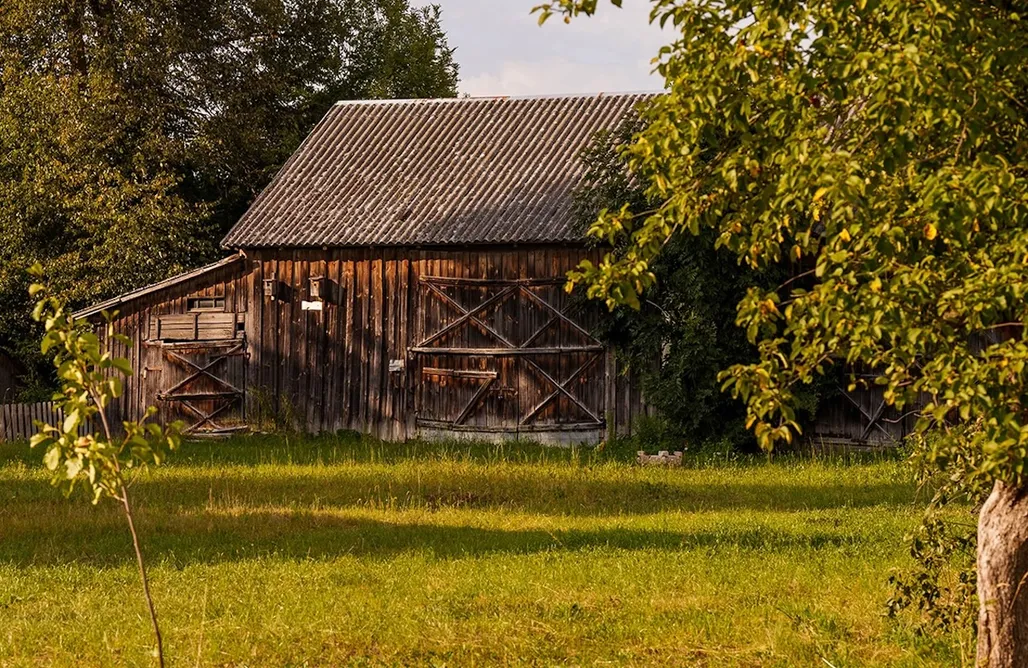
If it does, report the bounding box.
[0,401,94,442]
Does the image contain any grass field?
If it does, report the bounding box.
[0,435,967,666]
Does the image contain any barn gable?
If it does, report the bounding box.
[75,254,247,319]
[220,93,654,249]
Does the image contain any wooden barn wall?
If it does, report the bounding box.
[246,246,651,441]
[90,246,925,448]
[96,247,652,442]
[94,260,253,432]
[808,384,921,448]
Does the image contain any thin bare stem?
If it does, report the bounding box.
[91,385,164,668]
[118,486,164,668]
[776,268,817,293]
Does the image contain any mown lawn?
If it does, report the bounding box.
[0,436,966,667]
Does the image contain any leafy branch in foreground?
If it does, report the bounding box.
[28,263,183,667]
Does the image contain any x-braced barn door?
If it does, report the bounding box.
[412,275,606,436]
[143,317,248,435]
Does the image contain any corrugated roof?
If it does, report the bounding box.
[221,93,656,248]
[74,253,246,319]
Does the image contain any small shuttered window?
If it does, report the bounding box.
[188,297,225,311]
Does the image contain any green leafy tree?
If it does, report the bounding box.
[575,116,823,450]
[538,0,1028,664]
[29,266,183,667]
[0,61,213,394]
[0,0,458,386]
[156,0,460,234]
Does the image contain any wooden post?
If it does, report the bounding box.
[605,348,616,442]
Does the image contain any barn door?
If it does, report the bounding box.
[142,313,248,435]
[412,275,606,436]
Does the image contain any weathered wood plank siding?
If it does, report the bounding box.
[243,246,627,441]
[83,244,908,448]
[90,246,650,443]
[92,258,254,434]
[808,383,920,447]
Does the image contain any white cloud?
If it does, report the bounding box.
[418,0,669,97]
[460,57,657,97]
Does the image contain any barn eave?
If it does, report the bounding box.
[74,253,247,320]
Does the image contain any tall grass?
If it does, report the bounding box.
[0,435,964,667]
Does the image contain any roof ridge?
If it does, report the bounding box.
[332,91,663,107]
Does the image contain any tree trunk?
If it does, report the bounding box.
[977,480,1028,667]
[64,0,89,81]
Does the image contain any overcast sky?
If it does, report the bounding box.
[418,1,667,97]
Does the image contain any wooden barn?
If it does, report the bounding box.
[76,93,655,443]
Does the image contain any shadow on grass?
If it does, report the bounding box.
[1,507,869,568]
[1,436,914,568]
[0,432,906,469]
[0,471,917,517]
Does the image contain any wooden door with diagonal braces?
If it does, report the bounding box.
[412,275,606,435]
[142,339,248,435]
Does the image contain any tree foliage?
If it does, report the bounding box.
[29,284,183,504]
[538,0,1028,649]
[541,0,1028,474]
[0,59,210,392]
[574,116,814,449]
[0,0,458,389]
